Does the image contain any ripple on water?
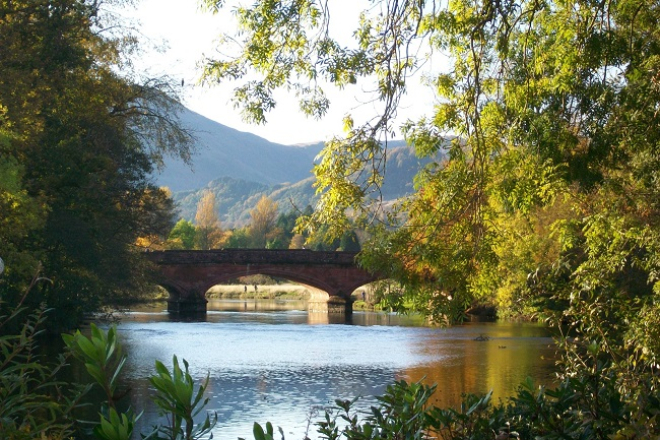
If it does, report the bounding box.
[113,308,555,440]
[117,321,446,380]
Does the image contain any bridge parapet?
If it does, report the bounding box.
[147,249,359,266]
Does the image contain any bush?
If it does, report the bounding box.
[1,278,216,440]
[0,277,85,440]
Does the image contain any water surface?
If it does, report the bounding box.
[116,300,556,440]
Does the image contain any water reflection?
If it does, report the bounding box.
[400,323,556,407]
[115,301,556,440]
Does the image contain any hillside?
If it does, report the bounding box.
[171,144,438,227]
[157,107,445,226]
[155,108,323,192]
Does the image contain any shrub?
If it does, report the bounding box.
[0,280,86,440]
[1,276,216,440]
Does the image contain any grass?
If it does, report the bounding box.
[352,299,383,311]
[206,284,310,300]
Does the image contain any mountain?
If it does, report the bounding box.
[173,177,317,227]
[155,108,323,192]
[157,107,444,226]
[170,145,437,227]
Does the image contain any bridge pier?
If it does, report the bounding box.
[308,296,353,314]
[167,297,208,314]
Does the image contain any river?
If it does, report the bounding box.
[112,299,557,440]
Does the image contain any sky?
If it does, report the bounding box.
[119,0,441,145]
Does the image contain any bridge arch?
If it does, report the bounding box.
[146,249,381,314]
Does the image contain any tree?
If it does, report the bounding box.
[0,0,192,330]
[308,226,341,251]
[248,196,278,248]
[194,191,224,250]
[135,187,179,251]
[270,210,299,249]
[167,219,197,250]
[0,129,45,292]
[200,0,660,432]
[200,0,660,314]
[339,230,361,252]
[289,234,305,249]
[224,227,251,249]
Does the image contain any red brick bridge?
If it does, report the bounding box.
[146,249,379,314]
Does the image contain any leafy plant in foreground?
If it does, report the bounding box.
[149,356,216,440]
[64,325,216,440]
[63,324,127,411]
[253,380,439,440]
[245,421,284,440]
[0,275,88,440]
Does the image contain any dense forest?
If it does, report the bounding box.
[0,0,194,330]
[3,0,660,438]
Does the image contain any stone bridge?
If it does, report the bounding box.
[145,249,379,314]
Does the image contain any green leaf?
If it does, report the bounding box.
[253,422,266,440]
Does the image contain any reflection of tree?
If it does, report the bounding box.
[402,325,556,408]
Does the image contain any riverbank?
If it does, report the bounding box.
[206,283,310,300]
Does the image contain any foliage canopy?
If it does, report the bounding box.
[200,0,660,322]
[201,0,660,424]
[0,0,192,330]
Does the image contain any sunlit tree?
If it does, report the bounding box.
[166,219,197,250]
[195,191,224,250]
[224,227,251,249]
[199,0,660,318]
[199,0,660,434]
[288,234,305,250]
[248,195,278,248]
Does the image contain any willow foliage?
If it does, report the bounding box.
[200,0,660,328]
[0,0,194,330]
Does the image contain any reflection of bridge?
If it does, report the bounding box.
[146,249,379,314]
